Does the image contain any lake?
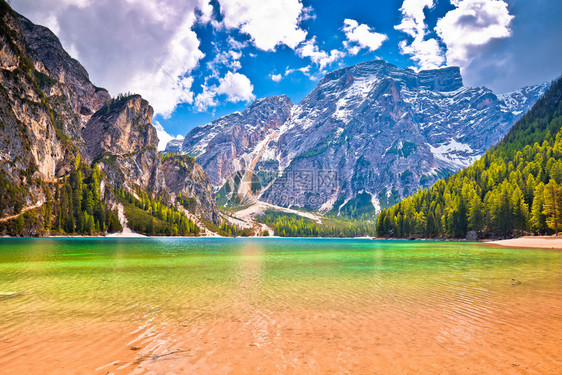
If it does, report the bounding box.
[0,238,560,374]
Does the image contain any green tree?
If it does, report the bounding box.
[511,187,529,231]
[468,196,484,232]
[543,180,562,234]
[530,183,547,233]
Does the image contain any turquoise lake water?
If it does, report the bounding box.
[0,238,560,374]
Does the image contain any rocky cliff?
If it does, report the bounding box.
[18,14,110,137]
[161,155,220,224]
[176,95,293,187]
[82,95,166,194]
[173,60,548,217]
[0,3,96,216]
[0,2,220,231]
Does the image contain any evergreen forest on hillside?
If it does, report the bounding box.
[0,157,122,236]
[0,155,204,237]
[257,210,377,237]
[116,188,200,236]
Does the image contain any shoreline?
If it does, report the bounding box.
[485,236,562,250]
[1,235,561,249]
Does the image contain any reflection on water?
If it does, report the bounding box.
[236,243,271,348]
[0,238,561,374]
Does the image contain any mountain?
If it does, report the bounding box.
[0,3,108,197]
[82,94,219,224]
[376,76,562,238]
[179,95,293,189]
[0,2,219,235]
[170,60,548,217]
[82,94,167,195]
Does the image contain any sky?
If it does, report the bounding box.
[11,0,562,149]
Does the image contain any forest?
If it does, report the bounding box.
[116,187,199,236]
[257,210,377,237]
[49,158,122,235]
[0,156,126,236]
[377,77,562,239]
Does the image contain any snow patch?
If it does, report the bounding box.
[260,146,277,161]
[428,139,478,169]
[331,76,380,124]
[333,99,353,123]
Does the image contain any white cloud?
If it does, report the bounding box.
[42,13,61,35]
[197,0,214,23]
[342,19,387,55]
[395,0,435,38]
[285,65,312,76]
[216,71,255,102]
[227,37,249,50]
[194,71,255,111]
[194,86,219,112]
[219,0,308,51]
[154,121,184,151]
[51,0,92,8]
[395,0,445,70]
[299,6,316,22]
[298,65,312,75]
[398,38,444,70]
[270,73,283,82]
[230,50,242,60]
[436,0,514,66]
[12,0,212,118]
[127,12,203,118]
[284,64,320,80]
[395,0,514,71]
[207,48,243,78]
[296,37,345,69]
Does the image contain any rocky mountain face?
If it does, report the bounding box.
[0,4,102,216]
[0,3,219,228]
[82,95,167,195]
[175,95,294,188]
[161,156,220,224]
[18,14,110,137]
[172,60,548,216]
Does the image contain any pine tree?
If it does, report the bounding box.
[468,196,484,232]
[511,187,529,231]
[530,183,547,233]
[148,217,155,235]
[543,180,562,235]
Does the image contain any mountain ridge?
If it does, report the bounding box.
[168,59,548,217]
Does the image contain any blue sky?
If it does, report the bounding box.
[12,0,562,148]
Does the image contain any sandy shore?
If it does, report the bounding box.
[487,236,562,249]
